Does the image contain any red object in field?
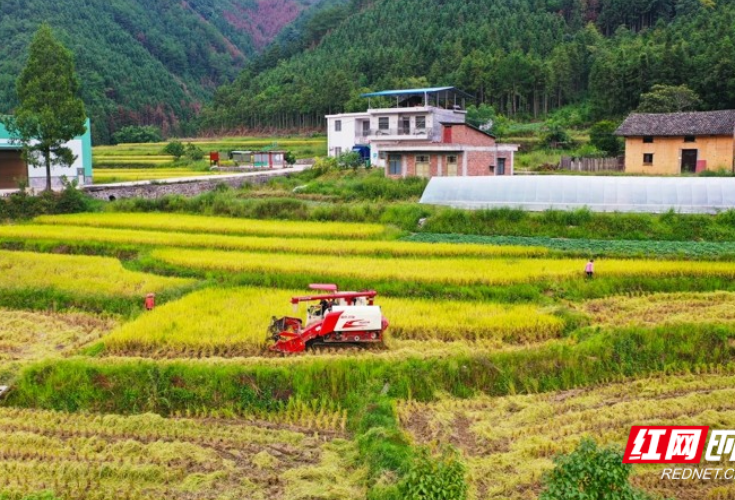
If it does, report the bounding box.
[145,293,155,311]
[267,284,389,353]
[696,160,707,173]
[209,151,220,166]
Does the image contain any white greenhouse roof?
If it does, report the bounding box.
[419,176,735,214]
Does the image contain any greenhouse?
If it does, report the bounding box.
[419,175,735,214]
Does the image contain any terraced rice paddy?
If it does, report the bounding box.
[35,213,388,239]
[93,136,326,164]
[92,168,229,184]
[398,372,735,500]
[0,408,363,500]
[91,135,326,183]
[0,250,193,298]
[101,287,565,358]
[150,247,735,286]
[0,309,116,379]
[2,211,734,500]
[582,291,735,327]
[0,224,547,258]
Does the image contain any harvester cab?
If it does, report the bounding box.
[267,284,389,354]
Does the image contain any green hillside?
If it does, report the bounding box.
[0,0,338,143]
[202,0,735,131]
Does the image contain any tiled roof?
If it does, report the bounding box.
[615,110,735,136]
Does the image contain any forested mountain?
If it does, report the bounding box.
[0,0,339,142]
[202,0,734,131]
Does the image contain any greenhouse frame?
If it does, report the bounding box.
[419,175,735,214]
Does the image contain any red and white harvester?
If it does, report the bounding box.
[267,284,389,353]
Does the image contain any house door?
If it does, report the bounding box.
[446,155,458,176]
[415,155,430,178]
[681,149,698,173]
[497,158,506,176]
[388,154,402,175]
[400,117,410,135]
[0,150,27,189]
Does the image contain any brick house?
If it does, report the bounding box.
[377,122,517,178]
[326,87,518,178]
[615,110,735,174]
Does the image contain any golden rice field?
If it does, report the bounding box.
[94,158,172,166]
[93,136,326,159]
[150,247,735,286]
[102,287,564,358]
[4,211,735,500]
[0,309,116,364]
[0,408,364,500]
[398,372,735,500]
[0,223,546,258]
[0,250,194,298]
[93,168,228,184]
[583,291,735,327]
[35,213,388,240]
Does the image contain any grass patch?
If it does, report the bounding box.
[9,323,734,415]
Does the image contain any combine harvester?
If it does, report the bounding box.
[267,284,389,353]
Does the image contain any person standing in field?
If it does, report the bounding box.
[585,259,594,278]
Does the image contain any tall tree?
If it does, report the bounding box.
[637,84,701,112]
[2,24,87,191]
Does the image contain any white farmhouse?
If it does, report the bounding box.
[326,87,518,177]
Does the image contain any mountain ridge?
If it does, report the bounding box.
[202,0,735,132]
[0,0,338,142]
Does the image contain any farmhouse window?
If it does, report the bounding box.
[643,153,654,165]
[378,117,389,131]
[335,120,342,132]
[497,158,506,175]
[415,116,426,130]
[684,135,696,142]
[335,147,342,156]
[643,136,654,143]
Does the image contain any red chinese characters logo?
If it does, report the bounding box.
[623,426,709,464]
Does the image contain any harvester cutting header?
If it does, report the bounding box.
[267,284,389,353]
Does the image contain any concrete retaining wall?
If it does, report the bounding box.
[83,172,291,201]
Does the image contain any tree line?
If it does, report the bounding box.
[201,0,728,132]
